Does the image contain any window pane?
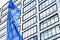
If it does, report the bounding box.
[45,1,48,6]
[43,11,46,18]
[33,27,36,33]
[52,27,56,35]
[33,17,36,23]
[40,13,43,19]
[40,4,43,10]
[33,36,37,40]
[46,9,50,16]
[43,3,46,8]
[55,15,58,22]
[24,0,29,5]
[41,33,44,40]
[44,31,48,39]
[49,7,53,13]
[33,8,36,14]
[43,21,47,28]
[48,0,52,4]
[26,22,27,28]
[28,30,30,36]
[47,19,51,26]
[51,17,55,24]
[23,23,26,29]
[27,21,30,27]
[41,23,44,29]
[25,32,27,38]
[30,18,34,24]
[31,28,34,35]
[48,29,52,37]
[56,26,60,34]
[53,5,57,11]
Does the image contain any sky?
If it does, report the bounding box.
[0,0,8,8]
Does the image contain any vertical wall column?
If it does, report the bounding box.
[0,8,1,24]
[57,0,60,20]
[36,0,40,40]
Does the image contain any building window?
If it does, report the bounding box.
[38,0,43,2]
[39,0,56,10]
[40,25,60,40]
[39,4,57,20]
[40,14,59,30]
[28,35,38,40]
[22,25,37,39]
[40,33,44,40]
[23,0,34,6]
[2,8,8,18]
[1,15,7,24]
[23,0,36,13]
[22,8,37,21]
[22,16,37,30]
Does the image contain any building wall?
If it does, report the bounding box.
[22,0,60,40]
[0,8,1,24]
[0,0,60,40]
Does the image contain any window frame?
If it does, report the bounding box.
[23,0,35,6]
[40,24,60,40]
[39,0,56,11]
[39,3,57,20]
[27,35,37,40]
[22,16,37,30]
[22,25,37,39]
[23,0,36,13]
[39,13,59,30]
[22,7,37,21]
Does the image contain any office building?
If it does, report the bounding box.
[0,0,60,40]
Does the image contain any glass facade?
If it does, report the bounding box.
[39,0,56,10]
[22,0,60,40]
[40,14,59,30]
[40,25,60,40]
[23,25,37,38]
[22,16,37,30]
[22,8,37,21]
[23,0,34,6]
[23,0,36,13]
[39,4,57,20]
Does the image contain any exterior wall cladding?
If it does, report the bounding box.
[0,0,60,40]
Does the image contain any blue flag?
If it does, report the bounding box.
[7,0,23,40]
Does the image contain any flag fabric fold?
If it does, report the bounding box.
[7,0,23,40]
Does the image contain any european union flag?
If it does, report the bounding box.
[7,0,23,40]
